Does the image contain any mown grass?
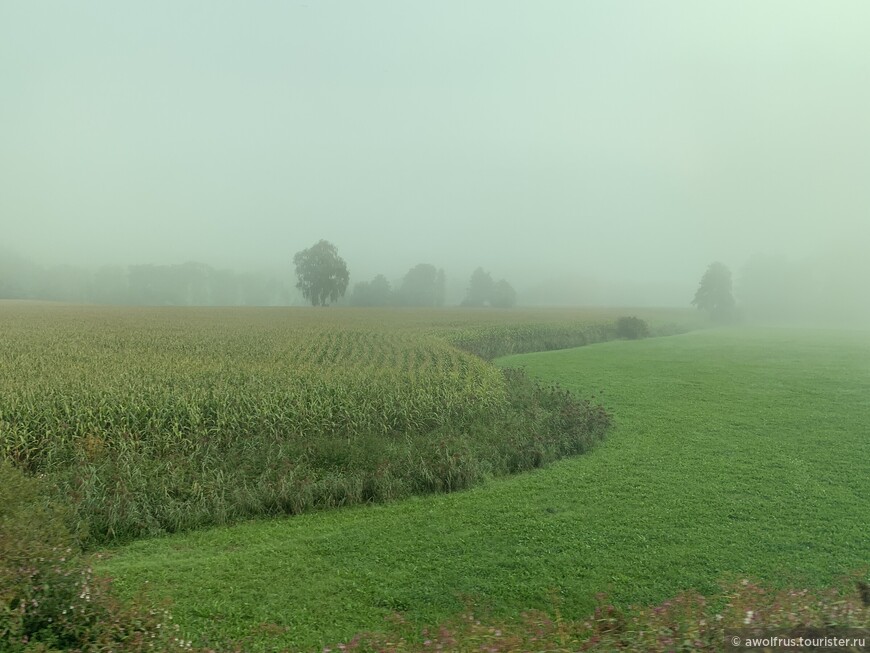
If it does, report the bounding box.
[98,327,870,650]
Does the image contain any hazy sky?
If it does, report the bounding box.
[3,1,869,301]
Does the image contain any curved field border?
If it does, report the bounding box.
[98,327,870,650]
[0,304,626,543]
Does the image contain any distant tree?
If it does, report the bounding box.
[349,281,371,306]
[398,264,445,307]
[293,240,350,307]
[462,267,494,307]
[368,274,392,306]
[350,274,393,307]
[692,262,736,323]
[490,279,517,308]
[462,268,516,308]
[615,316,650,339]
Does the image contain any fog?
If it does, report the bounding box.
[2,2,869,312]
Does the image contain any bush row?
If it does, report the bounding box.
[445,315,656,361]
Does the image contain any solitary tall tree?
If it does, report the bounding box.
[692,262,736,323]
[293,240,349,306]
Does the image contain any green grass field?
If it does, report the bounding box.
[98,326,870,650]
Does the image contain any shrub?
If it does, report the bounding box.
[615,316,650,340]
[0,462,193,652]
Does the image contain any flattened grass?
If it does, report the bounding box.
[100,327,870,650]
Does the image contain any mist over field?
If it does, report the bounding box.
[2,1,869,316]
[4,6,870,649]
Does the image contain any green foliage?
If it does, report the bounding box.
[614,316,650,339]
[0,461,77,579]
[461,267,493,307]
[461,268,516,308]
[293,240,350,306]
[397,264,445,307]
[489,279,517,308]
[692,262,736,323]
[0,462,193,652]
[350,274,392,307]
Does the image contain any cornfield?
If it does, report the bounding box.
[0,303,655,542]
[1,313,504,471]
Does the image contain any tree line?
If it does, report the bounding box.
[0,242,519,309]
[0,254,293,306]
[294,240,517,308]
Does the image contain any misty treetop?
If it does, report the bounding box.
[462,267,517,308]
[349,264,447,307]
[293,239,350,307]
[397,264,446,307]
[490,279,517,309]
[692,262,736,323]
[349,274,392,307]
[463,268,494,307]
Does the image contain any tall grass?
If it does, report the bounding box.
[0,462,191,652]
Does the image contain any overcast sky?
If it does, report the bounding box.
[2,1,869,302]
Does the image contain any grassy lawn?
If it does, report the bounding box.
[99,327,870,650]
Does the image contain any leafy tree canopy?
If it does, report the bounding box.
[462,267,494,307]
[462,267,516,308]
[293,239,349,306]
[350,274,392,307]
[490,278,517,308]
[692,261,736,323]
[398,264,445,307]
